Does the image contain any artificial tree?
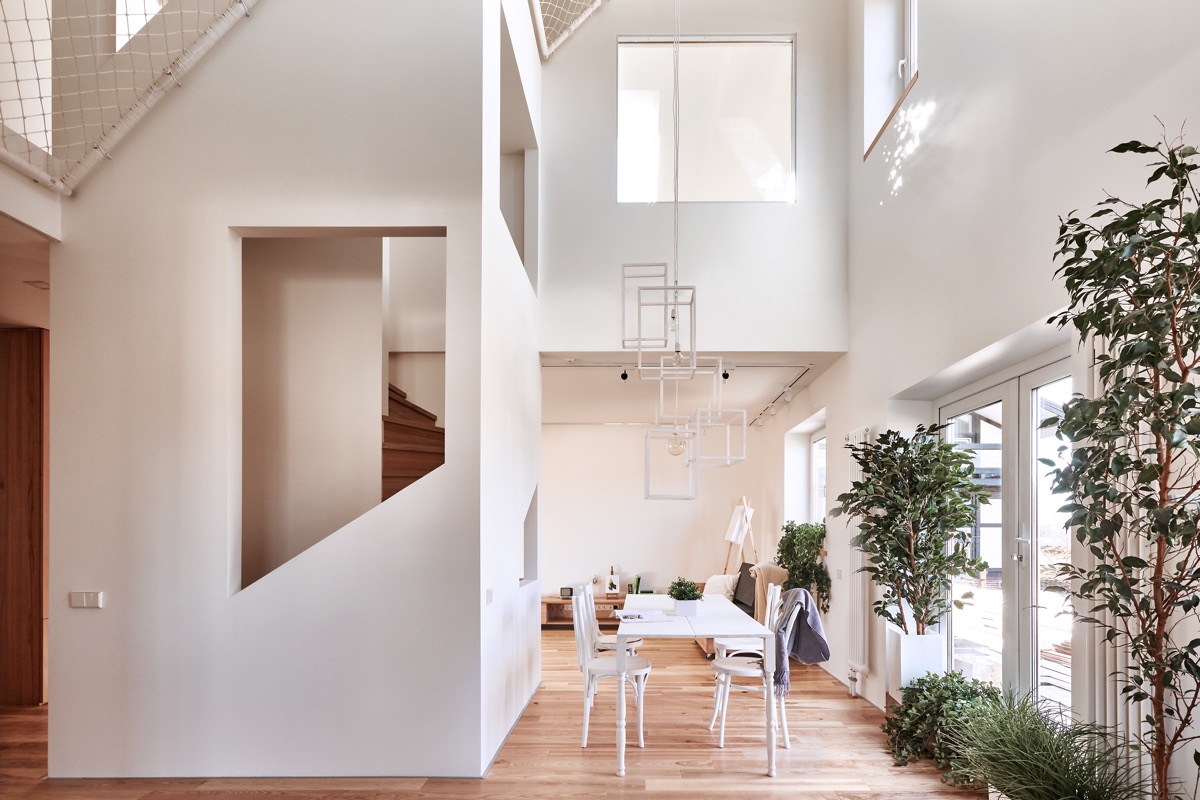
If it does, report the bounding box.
[775,520,832,614]
[1049,133,1200,800]
[830,424,988,635]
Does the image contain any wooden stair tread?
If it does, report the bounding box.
[382,414,444,431]
[387,396,439,423]
[383,465,443,478]
[382,442,444,453]
[387,383,438,423]
[381,384,443,502]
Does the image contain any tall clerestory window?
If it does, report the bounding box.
[617,37,795,203]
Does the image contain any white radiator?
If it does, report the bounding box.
[845,426,871,696]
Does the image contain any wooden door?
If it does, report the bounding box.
[0,328,48,705]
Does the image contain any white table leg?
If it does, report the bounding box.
[616,632,627,777]
[762,632,777,777]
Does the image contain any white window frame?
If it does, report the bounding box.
[616,35,796,204]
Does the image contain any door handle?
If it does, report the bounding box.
[1012,536,1031,563]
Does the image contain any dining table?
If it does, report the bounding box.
[612,593,778,777]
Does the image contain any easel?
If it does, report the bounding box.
[721,496,758,574]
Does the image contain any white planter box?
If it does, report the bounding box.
[675,599,700,617]
[885,624,946,691]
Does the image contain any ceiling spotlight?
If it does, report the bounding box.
[783,387,793,403]
[722,369,730,381]
[769,405,778,416]
[620,369,629,381]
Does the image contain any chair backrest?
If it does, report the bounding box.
[763,583,783,629]
[580,582,603,639]
[570,592,596,672]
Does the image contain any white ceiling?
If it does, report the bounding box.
[541,350,842,424]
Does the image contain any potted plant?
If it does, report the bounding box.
[667,576,703,617]
[775,520,831,613]
[945,692,1146,800]
[882,670,1000,785]
[830,424,988,687]
[1048,133,1200,800]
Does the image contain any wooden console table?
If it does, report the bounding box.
[541,593,626,630]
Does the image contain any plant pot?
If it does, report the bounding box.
[885,624,946,691]
[675,599,700,617]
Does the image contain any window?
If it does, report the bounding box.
[617,37,794,203]
[810,433,826,522]
[863,0,917,158]
[116,0,164,51]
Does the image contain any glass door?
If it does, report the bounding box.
[942,383,1017,689]
[939,360,1073,703]
[1024,367,1073,710]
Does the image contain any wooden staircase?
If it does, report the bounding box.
[382,384,445,501]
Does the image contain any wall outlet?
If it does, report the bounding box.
[68,591,104,609]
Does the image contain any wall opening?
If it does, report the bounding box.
[499,6,539,292]
[521,487,538,585]
[236,227,447,590]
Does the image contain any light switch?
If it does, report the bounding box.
[485,587,494,604]
[68,591,104,609]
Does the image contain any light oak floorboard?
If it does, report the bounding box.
[0,632,979,799]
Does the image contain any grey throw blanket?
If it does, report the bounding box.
[772,588,830,698]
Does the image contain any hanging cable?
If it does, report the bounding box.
[672,0,680,289]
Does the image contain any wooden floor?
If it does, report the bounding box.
[0,631,979,799]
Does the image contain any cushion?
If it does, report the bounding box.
[703,573,738,600]
[731,561,756,615]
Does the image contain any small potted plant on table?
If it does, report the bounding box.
[667,577,703,617]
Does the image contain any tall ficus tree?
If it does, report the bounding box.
[830,424,988,636]
[1049,133,1200,800]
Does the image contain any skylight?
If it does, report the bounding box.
[116,0,164,51]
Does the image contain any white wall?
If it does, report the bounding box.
[753,0,1200,730]
[539,0,849,354]
[41,0,542,778]
[540,424,771,593]
[0,169,59,240]
[241,236,382,586]
[477,0,544,772]
[385,235,447,423]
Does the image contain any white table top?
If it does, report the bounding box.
[618,594,770,640]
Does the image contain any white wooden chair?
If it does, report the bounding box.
[571,592,652,748]
[707,585,802,749]
[581,582,642,654]
[711,582,780,659]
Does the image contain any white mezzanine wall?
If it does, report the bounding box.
[538,0,849,355]
[478,0,544,772]
[44,0,541,778]
[756,0,1200,729]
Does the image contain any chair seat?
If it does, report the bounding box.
[596,633,643,650]
[587,654,652,676]
[711,654,766,678]
[713,636,763,654]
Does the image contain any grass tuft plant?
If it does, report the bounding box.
[945,693,1147,800]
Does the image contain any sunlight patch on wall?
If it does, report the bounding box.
[879,99,935,202]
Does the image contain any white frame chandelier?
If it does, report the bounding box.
[621,0,746,500]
